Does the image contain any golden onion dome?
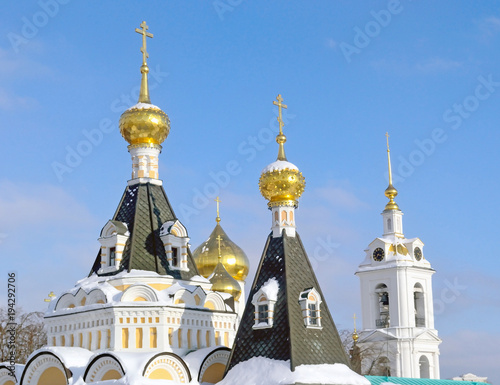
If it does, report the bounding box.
[119,21,170,146]
[209,262,242,301]
[192,223,250,282]
[259,160,305,208]
[119,103,170,145]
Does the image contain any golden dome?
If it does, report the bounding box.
[259,94,305,208]
[192,223,250,282]
[119,103,170,145]
[209,262,242,301]
[119,21,170,146]
[259,161,305,208]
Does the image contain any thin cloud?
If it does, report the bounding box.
[415,57,463,73]
[326,38,338,49]
[0,87,38,111]
[0,47,53,79]
[478,15,500,37]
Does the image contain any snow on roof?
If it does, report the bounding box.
[220,357,370,385]
[262,160,299,173]
[126,102,161,111]
[260,277,279,301]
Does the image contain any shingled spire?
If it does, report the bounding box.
[225,231,350,372]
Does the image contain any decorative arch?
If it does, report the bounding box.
[121,284,158,303]
[0,366,16,385]
[197,347,231,384]
[55,288,107,310]
[173,289,196,307]
[160,220,188,238]
[142,353,191,383]
[20,352,70,385]
[83,354,125,383]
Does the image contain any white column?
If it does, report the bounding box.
[128,144,162,181]
[271,206,296,237]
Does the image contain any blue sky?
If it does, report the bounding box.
[0,1,499,382]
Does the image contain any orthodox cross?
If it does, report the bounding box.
[353,313,357,333]
[273,94,288,135]
[135,21,154,65]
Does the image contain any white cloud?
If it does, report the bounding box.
[0,180,97,230]
[478,15,500,37]
[0,47,52,78]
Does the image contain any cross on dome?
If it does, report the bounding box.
[135,21,154,66]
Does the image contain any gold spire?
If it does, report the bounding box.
[352,313,359,342]
[384,132,400,211]
[135,21,153,104]
[215,196,221,223]
[273,94,288,161]
[119,21,170,146]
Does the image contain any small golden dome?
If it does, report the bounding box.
[352,331,359,342]
[192,223,250,282]
[119,103,170,145]
[209,262,242,301]
[259,161,305,208]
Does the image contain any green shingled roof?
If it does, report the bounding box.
[89,182,199,280]
[366,376,490,385]
[226,231,350,374]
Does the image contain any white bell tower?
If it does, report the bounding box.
[355,133,441,379]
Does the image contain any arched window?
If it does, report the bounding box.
[387,218,392,231]
[419,355,430,378]
[274,211,279,222]
[251,278,279,330]
[298,288,322,328]
[375,284,390,328]
[281,211,287,222]
[414,283,425,327]
[289,211,294,222]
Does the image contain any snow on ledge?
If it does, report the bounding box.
[220,357,370,385]
[262,160,299,173]
[260,278,279,301]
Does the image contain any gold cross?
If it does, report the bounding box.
[135,21,154,65]
[385,132,390,151]
[273,94,288,135]
[216,235,222,259]
[215,196,221,222]
[353,313,357,332]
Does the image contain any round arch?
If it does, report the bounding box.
[142,353,191,383]
[83,353,125,383]
[0,365,16,385]
[20,352,70,385]
[197,347,231,384]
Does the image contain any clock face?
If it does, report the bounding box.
[414,247,423,261]
[373,247,385,262]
